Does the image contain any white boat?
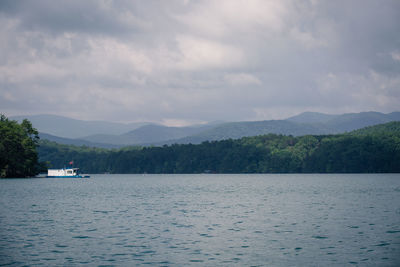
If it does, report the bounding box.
[46,168,90,178]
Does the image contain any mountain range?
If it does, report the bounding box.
[11,111,400,148]
[10,114,151,139]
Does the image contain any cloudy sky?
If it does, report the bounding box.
[1,0,399,126]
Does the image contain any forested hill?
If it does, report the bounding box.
[38,121,400,174]
[15,111,400,147]
[349,121,400,136]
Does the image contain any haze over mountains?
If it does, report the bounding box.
[82,124,219,146]
[11,111,400,148]
[10,114,151,139]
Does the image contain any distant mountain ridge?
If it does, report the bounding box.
[38,133,121,149]
[323,111,400,132]
[11,114,152,139]
[80,124,218,145]
[287,111,400,130]
[286,112,338,124]
[160,120,331,145]
[13,111,400,147]
[159,111,400,145]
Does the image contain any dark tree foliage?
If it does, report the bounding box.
[37,122,400,174]
[0,115,42,177]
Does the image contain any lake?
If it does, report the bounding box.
[1,174,399,266]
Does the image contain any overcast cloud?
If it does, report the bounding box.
[1,0,399,125]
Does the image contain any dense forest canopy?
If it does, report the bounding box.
[38,121,400,174]
[0,115,42,177]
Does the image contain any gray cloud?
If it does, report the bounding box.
[1,0,399,125]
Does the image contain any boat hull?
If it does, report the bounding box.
[46,175,90,178]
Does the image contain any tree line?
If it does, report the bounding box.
[38,122,400,174]
[2,112,398,177]
[0,115,44,177]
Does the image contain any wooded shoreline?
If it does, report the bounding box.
[38,122,400,174]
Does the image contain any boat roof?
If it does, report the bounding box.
[48,168,79,170]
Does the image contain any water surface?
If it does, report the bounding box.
[1,174,399,266]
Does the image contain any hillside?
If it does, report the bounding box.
[38,121,400,173]
[38,133,121,149]
[17,111,400,147]
[161,120,332,145]
[11,114,151,139]
[161,111,400,145]
[286,112,338,124]
[80,124,219,145]
[349,121,400,136]
[324,111,400,132]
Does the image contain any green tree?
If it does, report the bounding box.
[0,115,41,177]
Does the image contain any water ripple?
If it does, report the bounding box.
[0,174,399,266]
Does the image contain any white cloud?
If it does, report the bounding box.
[1,0,399,123]
[224,73,262,86]
[174,35,244,71]
[315,70,400,112]
[175,0,289,38]
[289,27,327,49]
[87,37,153,76]
[0,61,67,83]
[391,51,400,62]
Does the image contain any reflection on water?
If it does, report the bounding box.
[0,174,399,266]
